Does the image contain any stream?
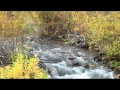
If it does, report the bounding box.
[25,40,115,79]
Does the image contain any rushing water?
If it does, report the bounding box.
[28,41,115,79]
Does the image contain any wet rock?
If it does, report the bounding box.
[94,52,107,62]
[65,60,73,67]
[67,54,76,60]
[39,62,47,69]
[87,60,95,65]
[72,67,83,74]
[115,74,120,79]
[51,63,76,76]
[29,41,40,50]
[85,60,96,69]
[91,47,100,53]
[81,43,89,49]
[41,51,60,61]
[71,59,83,67]
[71,36,90,50]
[74,57,87,66]
[89,64,96,69]
[51,48,62,53]
[84,64,90,69]
[68,57,76,60]
[80,67,85,73]
[102,61,108,64]
[76,52,85,57]
[48,68,59,77]
[42,63,59,77]
[94,54,102,62]
[72,62,80,67]
[40,58,62,63]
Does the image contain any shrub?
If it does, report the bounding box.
[0,53,48,79]
[30,11,75,41]
[86,11,120,58]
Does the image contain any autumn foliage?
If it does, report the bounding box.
[0,11,120,79]
[0,53,48,79]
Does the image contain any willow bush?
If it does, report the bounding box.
[86,11,120,59]
[0,53,48,79]
[30,11,75,41]
[0,11,28,65]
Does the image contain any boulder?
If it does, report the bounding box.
[72,67,84,74]
[94,54,102,62]
[115,74,120,79]
[76,52,85,57]
[67,54,76,60]
[81,43,89,49]
[42,63,59,77]
[51,62,76,76]
[64,59,73,67]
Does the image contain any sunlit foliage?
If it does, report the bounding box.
[0,11,27,38]
[0,53,48,79]
[86,11,120,57]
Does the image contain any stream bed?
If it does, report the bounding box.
[27,40,115,79]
